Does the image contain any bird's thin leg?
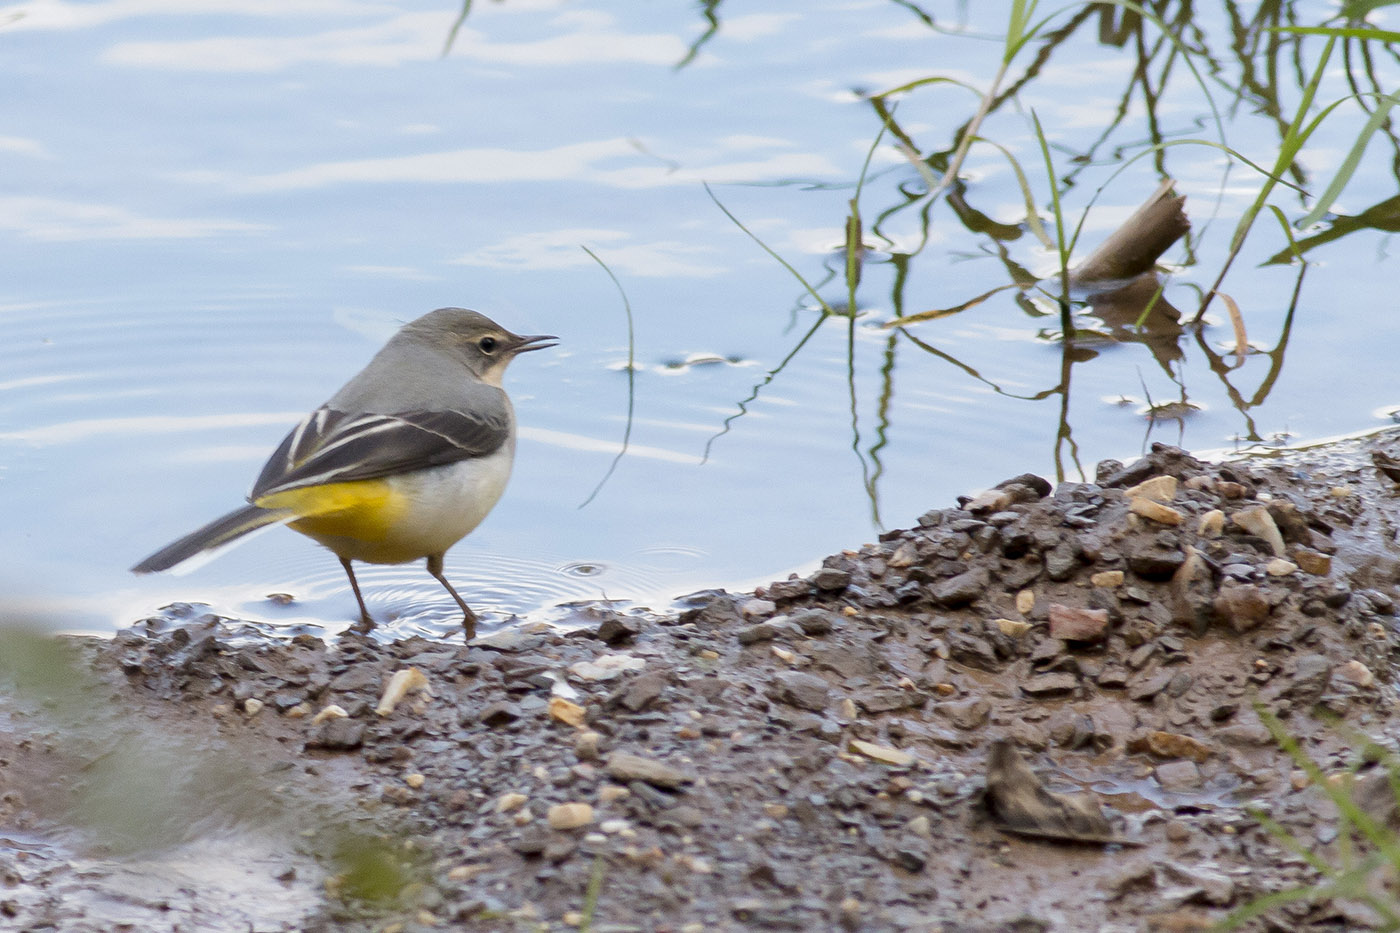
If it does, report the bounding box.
[339,556,374,632]
[426,553,478,638]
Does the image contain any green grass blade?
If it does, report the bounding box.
[1276,25,1400,42]
[676,0,723,69]
[871,74,983,100]
[705,183,835,316]
[1299,91,1400,228]
[1340,0,1400,19]
[1029,109,1069,299]
[1005,0,1037,59]
[1228,38,1337,253]
[577,247,636,508]
[1265,204,1305,264]
[1196,34,1337,319]
[974,135,1053,249]
[578,855,606,932]
[1248,807,1336,875]
[1259,706,1398,853]
[441,0,473,57]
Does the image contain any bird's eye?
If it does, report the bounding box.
[478,336,498,354]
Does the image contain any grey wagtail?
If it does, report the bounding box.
[131,307,556,636]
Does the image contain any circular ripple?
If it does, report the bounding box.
[189,549,708,641]
[558,561,606,577]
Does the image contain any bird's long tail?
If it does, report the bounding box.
[131,504,295,573]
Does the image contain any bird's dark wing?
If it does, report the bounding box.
[250,406,510,498]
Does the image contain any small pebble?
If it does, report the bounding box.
[570,654,645,681]
[1125,474,1178,502]
[887,541,918,568]
[1294,549,1332,575]
[574,730,603,761]
[849,739,915,767]
[376,667,430,716]
[964,488,1013,512]
[1215,584,1271,633]
[1129,497,1184,525]
[1142,731,1211,763]
[548,802,595,830]
[311,704,349,725]
[597,784,630,804]
[1231,506,1286,557]
[740,598,776,619]
[605,752,694,789]
[549,696,587,728]
[995,618,1031,637]
[496,792,528,813]
[1048,604,1110,641]
[1155,759,1202,791]
[1090,570,1124,588]
[1198,509,1225,537]
[1340,660,1375,688]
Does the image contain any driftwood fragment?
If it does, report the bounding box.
[1071,178,1190,286]
[982,740,1136,845]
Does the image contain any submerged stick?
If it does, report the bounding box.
[1070,178,1189,286]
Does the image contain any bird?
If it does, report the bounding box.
[131,307,556,636]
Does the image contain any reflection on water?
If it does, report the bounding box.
[2,1,1399,633]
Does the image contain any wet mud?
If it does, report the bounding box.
[8,436,1400,931]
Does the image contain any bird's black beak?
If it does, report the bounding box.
[513,333,558,353]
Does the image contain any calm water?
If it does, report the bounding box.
[2,1,1396,638]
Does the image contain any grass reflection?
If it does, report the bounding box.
[445,1,1400,516]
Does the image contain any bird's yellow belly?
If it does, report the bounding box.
[256,453,512,565]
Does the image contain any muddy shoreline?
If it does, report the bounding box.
[7,436,1400,932]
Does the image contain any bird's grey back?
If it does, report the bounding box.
[327,323,513,424]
